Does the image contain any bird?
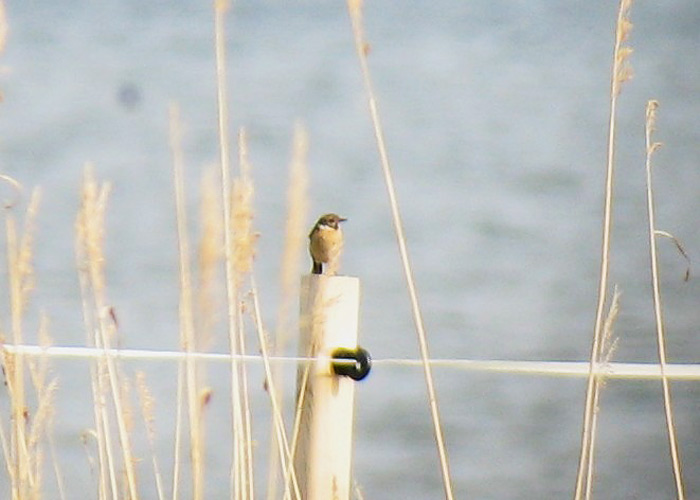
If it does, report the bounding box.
[309,213,347,275]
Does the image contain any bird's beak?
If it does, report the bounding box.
[339,217,347,223]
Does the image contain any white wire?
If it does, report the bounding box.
[2,344,700,380]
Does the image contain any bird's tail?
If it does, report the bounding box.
[312,261,323,274]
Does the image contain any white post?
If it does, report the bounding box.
[296,274,360,500]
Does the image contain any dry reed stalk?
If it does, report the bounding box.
[135,372,165,500]
[266,123,308,500]
[285,354,311,500]
[0,190,62,500]
[574,1,634,497]
[1,186,43,499]
[174,169,223,499]
[6,190,38,498]
[211,1,254,497]
[172,171,221,500]
[0,0,6,55]
[73,173,110,500]
[346,1,454,497]
[0,386,11,487]
[76,166,138,499]
[78,279,115,500]
[76,170,117,500]
[25,316,61,500]
[230,128,256,500]
[29,315,64,500]
[249,280,301,500]
[231,131,256,283]
[584,287,620,500]
[169,167,222,500]
[278,124,309,326]
[198,168,223,350]
[170,170,185,500]
[171,356,184,500]
[0,179,21,486]
[46,423,65,500]
[117,376,137,492]
[353,481,365,500]
[284,300,320,500]
[169,103,207,500]
[644,100,686,499]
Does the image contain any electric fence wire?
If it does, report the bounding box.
[3,344,700,380]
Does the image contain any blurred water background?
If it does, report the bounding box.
[0,1,699,498]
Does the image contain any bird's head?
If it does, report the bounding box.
[317,213,347,230]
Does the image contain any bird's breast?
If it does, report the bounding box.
[310,227,343,262]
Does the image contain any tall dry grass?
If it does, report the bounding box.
[212,2,256,498]
[347,1,455,498]
[135,371,165,500]
[644,100,686,499]
[169,102,207,500]
[265,124,308,500]
[76,167,139,499]
[574,0,634,498]
[0,0,6,54]
[0,184,62,500]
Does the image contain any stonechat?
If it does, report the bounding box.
[309,213,346,275]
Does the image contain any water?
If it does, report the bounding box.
[0,1,699,498]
